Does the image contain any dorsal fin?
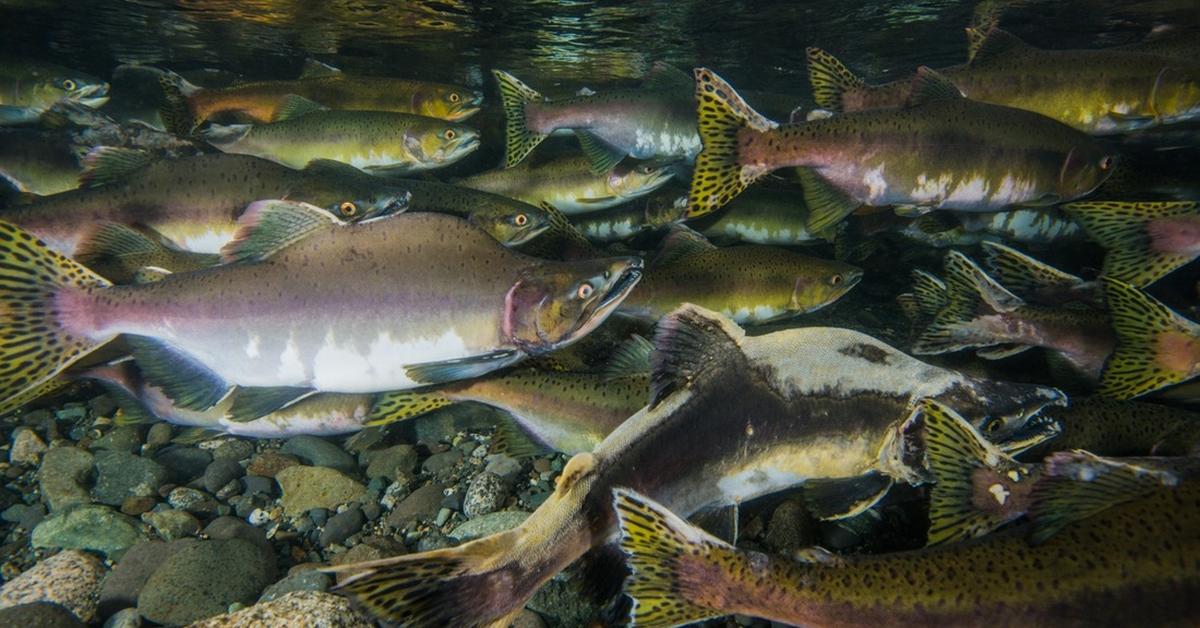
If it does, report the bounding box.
[968,27,1034,65]
[79,147,155,188]
[221,199,344,263]
[642,61,693,88]
[603,335,654,379]
[651,224,717,267]
[650,304,745,406]
[300,58,342,79]
[274,94,327,121]
[805,47,865,113]
[907,66,965,107]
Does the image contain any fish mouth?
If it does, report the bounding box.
[74,83,110,108]
[996,413,1062,454]
[596,263,644,314]
[506,221,552,246]
[450,135,481,158]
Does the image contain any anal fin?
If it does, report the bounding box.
[803,471,893,520]
[797,167,862,234]
[575,130,625,174]
[224,386,314,423]
[126,335,230,411]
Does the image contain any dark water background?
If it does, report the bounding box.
[2,0,1196,97]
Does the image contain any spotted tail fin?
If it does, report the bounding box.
[0,221,113,413]
[1099,278,1200,400]
[805,47,865,113]
[687,68,777,218]
[911,251,1024,355]
[1064,200,1200,287]
[614,487,732,627]
[493,70,548,168]
[921,398,1037,546]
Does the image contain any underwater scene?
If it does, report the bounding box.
[0,0,1198,625]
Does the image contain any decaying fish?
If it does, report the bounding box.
[614,399,1200,628]
[332,305,1063,626]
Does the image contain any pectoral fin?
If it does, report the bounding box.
[803,471,893,520]
[405,350,525,385]
[126,335,231,411]
[575,130,624,174]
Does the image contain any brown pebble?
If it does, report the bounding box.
[532,458,552,474]
[120,495,157,516]
[247,452,301,478]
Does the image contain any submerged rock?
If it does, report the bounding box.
[38,447,94,512]
[280,436,356,474]
[0,550,105,622]
[276,466,366,517]
[449,510,529,542]
[186,591,373,628]
[136,539,274,625]
[92,451,167,506]
[31,504,146,558]
[0,602,86,627]
[9,427,47,466]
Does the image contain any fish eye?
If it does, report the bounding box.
[984,418,1003,433]
[830,274,843,285]
[514,213,528,226]
[449,93,461,103]
[1099,155,1114,170]
[61,79,77,91]
[576,282,594,299]
[443,129,457,140]
[339,201,359,217]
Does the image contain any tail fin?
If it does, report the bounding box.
[1064,200,1200,287]
[980,241,1087,303]
[805,47,865,113]
[1029,450,1179,544]
[911,251,1024,355]
[920,398,1036,546]
[332,517,531,626]
[493,70,548,169]
[614,487,730,627]
[0,375,72,418]
[364,389,453,427]
[0,221,112,409]
[910,268,947,317]
[157,74,198,137]
[687,68,778,218]
[1099,278,1200,400]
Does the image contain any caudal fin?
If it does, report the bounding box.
[805,47,865,113]
[614,487,731,628]
[1099,278,1200,400]
[687,68,777,218]
[921,398,1037,546]
[911,251,1024,355]
[363,388,453,426]
[493,70,548,168]
[1064,200,1200,287]
[980,241,1088,303]
[0,221,112,411]
[158,74,199,137]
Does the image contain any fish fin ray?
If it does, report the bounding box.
[224,386,314,423]
[980,241,1085,301]
[910,268,948,317]
[222,199,343,263]
[493,70,548,168]
[0,221,112,412]
[490,417,548,459]
[1029,450,1178,544]
[575,130,625,174]
[365,389,454,427]
[650,304,746,406]
[804,47,864,113]
[796,167,861,235]
[687,68,776,218]
[967,27,1033,65]
[1099,278,1200,399]
[651,224,716,267]
[405,350,525,386]
[126,335,231,411]
[906,66,965,106]
[804,472,893,520]
[911,251,1023,355]
[976,344,1034,360]
[604,334,654,379]
[157,74,198,137]
[273,94,327,121]
[1064,200,1199,287]
[79,147,155,188]
[642,61,694,88]
[614,487,730,628]
[921,398,1032,546]
[299,58,341,78]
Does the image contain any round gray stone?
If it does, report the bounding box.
[136,539,275,625]
[93,452,168,507]
[279,436,356,474]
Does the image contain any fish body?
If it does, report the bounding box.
[572,195,685,243]
[620,230,863,324]
[896,209,1086,248]
[84,362,373,438]
[334,305,1064,625]
[393,178,552,246]
[808,29,1200,133]
[695,188,822,245]
[0,128,83,196]
[205,110,479,174]
[688,68,1115,233]
[1030,396,1200,457]
[458,156,673,214]
[494,69,698,168]
[0,207,643,406]
[614,402,1200,628]
[172,70,482,124]
[0,58,109,125]
[0,153,411,255]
